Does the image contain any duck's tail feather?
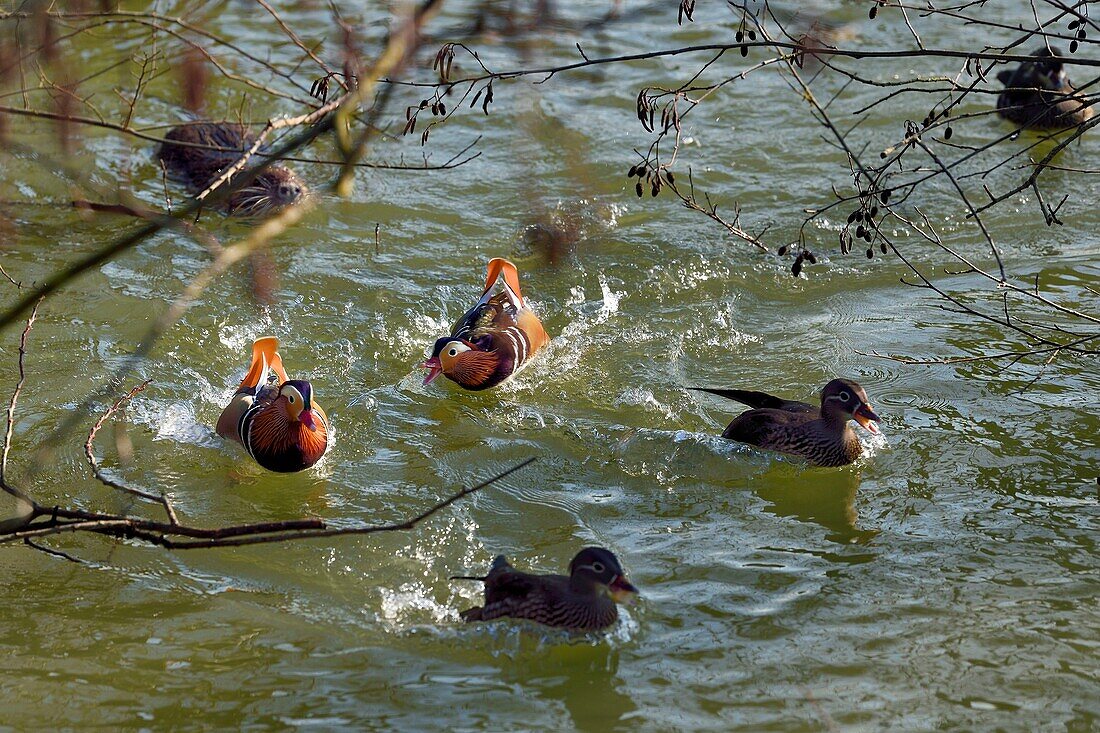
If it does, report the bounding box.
[269,349,290,384]
[687,387,783,409]
[482,258,525,308]
[238,337,279,392]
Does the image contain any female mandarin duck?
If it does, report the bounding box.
[691,378,881,467]
[422,258,549,390]
[215,337,329,472]
[452,547,638,632]
[996,47,1094,130]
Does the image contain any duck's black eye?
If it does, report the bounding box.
[287,394,295,403]
[839,391,851,402]
[592,562,605,573]
[448,348,458,357]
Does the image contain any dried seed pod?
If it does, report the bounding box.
[736,30,744,43]
[1076,29,1086,40]
[635,181,644,197]
[866,248,874,259]
[805,251,817,264]
[870,206,879,218]
[439,102,447,115]
[869,4,877,19]
[944,126,953,140]
[1070,40,1079,53]
[748,30,757,40]
[1069,19,1080,29]
[740,44,748,57]
[880,189,891,203]
[847,211,858,224]
[666,170,675,184]
[856,224,866,238]
[879,242,887,254]
[792,256,803,276]
[651,182,660,197]
[778,245,788,256]
[628,165,638,178]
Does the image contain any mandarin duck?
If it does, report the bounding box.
[422,258,550,390]
[158,122,306,215]
[452,547,638,632]
[215,337,329,472]
[996,47,1094,130]
[690,378,881,467]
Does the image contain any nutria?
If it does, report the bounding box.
[996,47,1094,130]
[157,122,307,216]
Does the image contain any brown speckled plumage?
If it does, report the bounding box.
[158,122,307,215]
[455,548,638,632]
[692,378,881,468]
[996,47,1094,130]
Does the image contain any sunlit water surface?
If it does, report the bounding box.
[0,1,1096,730]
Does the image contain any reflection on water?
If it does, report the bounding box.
[753,465,878,545]
[495,641,637,733]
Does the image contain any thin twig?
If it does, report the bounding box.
[84,380,180,524]
[0,299,41,502]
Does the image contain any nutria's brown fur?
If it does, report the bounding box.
[996,48,1094,130]
[158,122,307,216]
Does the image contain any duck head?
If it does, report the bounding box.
[279,379,319,429]
[1030,46,1070,90]
[421,337,500,388]
[998,47,1070,91]
[568,547,639,603]
[821,378,881,434]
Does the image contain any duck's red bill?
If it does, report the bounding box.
[421,357,442,385]
[854,403,881,434]
[299,409,316,429]
[609,575,639,604]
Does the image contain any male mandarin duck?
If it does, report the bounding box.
[690,378,881,467]
[422,258,549,390]
[452,547,638,632]
[996,47,1094,130]
[215,337,329,472]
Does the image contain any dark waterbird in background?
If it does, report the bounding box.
[216,337,330,473]
[158,122,308,216]
[422,258,550,391]
[690,378,881,467]
[452,547,639,632]
[996,47,1095,130]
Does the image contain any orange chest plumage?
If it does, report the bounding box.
[241,393,329,473]
[216,337,330,473]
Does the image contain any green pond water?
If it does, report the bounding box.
[0,1,1097,730]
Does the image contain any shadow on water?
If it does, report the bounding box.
[753,465,879,546]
